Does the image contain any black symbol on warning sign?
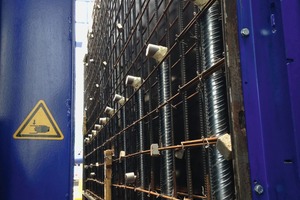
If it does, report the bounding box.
[29,119,50,134]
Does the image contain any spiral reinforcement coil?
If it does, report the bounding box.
[159,61,174,196]
[200,1,235,199]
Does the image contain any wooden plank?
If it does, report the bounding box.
[104,150,113,200]
[221,1,252,199]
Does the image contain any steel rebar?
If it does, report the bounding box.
[178,1,193,198]
[158,61,174,197]
[137,88,146,200]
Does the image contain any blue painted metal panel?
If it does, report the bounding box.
[237,0,300,199]
[281,0,300,181]
[0,0,74,199]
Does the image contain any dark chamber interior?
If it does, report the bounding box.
[83,0,235,199]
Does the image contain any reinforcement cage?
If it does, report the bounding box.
[83,0,243,199]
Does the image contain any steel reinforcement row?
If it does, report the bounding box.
[83,0,234,199]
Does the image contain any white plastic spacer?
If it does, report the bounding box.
[125,75,143,89]
[90,172,96,176]
[99,117,109,125]
[113,94,127,105]
[94,124,103,131]
[125,172,137,184]
[116,23,124,32]
[92,130,97,136]
[104,106,116,116]
[150,144,160,156]
[146,44,168,62]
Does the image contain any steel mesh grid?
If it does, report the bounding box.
[83,0,234,199]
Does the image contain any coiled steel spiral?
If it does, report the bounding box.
[200,1,235,199]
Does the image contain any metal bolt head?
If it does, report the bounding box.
[254,184,264,195]
[241,28,250,36]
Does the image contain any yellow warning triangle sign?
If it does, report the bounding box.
[13,100,64,140]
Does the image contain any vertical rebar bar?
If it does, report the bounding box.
[122,100,128,199]
[178,1,193,199]
[120,1,128,198]
[194,5,209,197]
[146,1,155,197]
[158,61,174,197]
[200,1,235,199]
[137,89,146,200]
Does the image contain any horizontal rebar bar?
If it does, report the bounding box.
[85,58,224,152]
[85,179,208,199]
[112,184,179,200]
[85,137,217,163]
[86,0,218,134]
[84,189,104,200]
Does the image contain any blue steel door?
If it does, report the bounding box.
[0,0,74,199]
[237,0,300,199]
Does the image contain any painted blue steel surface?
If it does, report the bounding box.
[0,0,74,199]
[281,0,300,182]
[237,0,300,199]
